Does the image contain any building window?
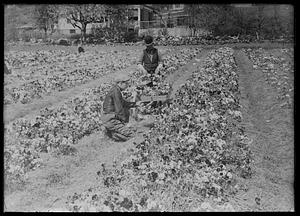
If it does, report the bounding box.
[70,29,76,34]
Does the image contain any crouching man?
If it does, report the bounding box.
[102,74,140,142]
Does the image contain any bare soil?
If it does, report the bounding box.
[3,64,137,124]
[231,50,294,211]
[4,126,147,212]
[4,45,294,212]
[4,49,210,212]
[4,45,177,124]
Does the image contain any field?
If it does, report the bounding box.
[4,43,294,212]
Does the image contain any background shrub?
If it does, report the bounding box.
[123,31,138,43]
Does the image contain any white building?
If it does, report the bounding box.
[55,5,157,35]
[56,16,108,35]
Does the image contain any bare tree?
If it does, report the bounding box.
[62,4,106,41]
[34,5,59,37]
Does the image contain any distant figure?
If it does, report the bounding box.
[4,63,11,75]
[137,35,164,87]
[77,41,85,53]
[137,35,164,108]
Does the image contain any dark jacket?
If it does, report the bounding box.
[103,85,135,123]
[141,48,159,73]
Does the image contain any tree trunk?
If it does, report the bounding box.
[81,23,87,42]
[192,28,196,37]
[50,24,55,34]
[44,28,47,38]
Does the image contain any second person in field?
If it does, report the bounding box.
[137,35,164,87]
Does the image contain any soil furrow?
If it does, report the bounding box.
[232,49,294,211]
[4,50,210,212]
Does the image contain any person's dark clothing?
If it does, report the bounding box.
[102,85,136,142]
[138,47,163,86]
[142,48,159,73]
[103,85,135,123]
[138,47,163,74]
[138,46,164,110]
[78,46,84,53]
[103,118,135,142]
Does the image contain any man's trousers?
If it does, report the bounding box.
[103,118,135,142]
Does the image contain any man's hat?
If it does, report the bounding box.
[144,35,153,46]
[114,73,130,83]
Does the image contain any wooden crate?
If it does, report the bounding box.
[139,86,173,102]
[140,94,169,102]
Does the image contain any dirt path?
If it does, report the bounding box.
[4,45,196,124]
[4,121,150,212]
[231,50,294,211]
[4,64,136,124]
[166,49,211,99]
[5,47,294,212]
[4,50,211,212]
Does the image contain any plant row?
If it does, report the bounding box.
[65,47,253,212]
[4,47,195,105]
[4,47,201,189]
[243,48,294,108]
[4,49,142,105]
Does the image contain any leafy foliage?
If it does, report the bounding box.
[104,5,132,32]
[91,27,123,43]
[4,49,139,105]
[66,47,253,212]
[184,4,236,36]
[4,47,201,189]
[62,4,107,41]
[123,32,139,43]
[244,48,294,108]
[184,4,293,39]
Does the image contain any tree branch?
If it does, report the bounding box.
[69,14,82,30]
